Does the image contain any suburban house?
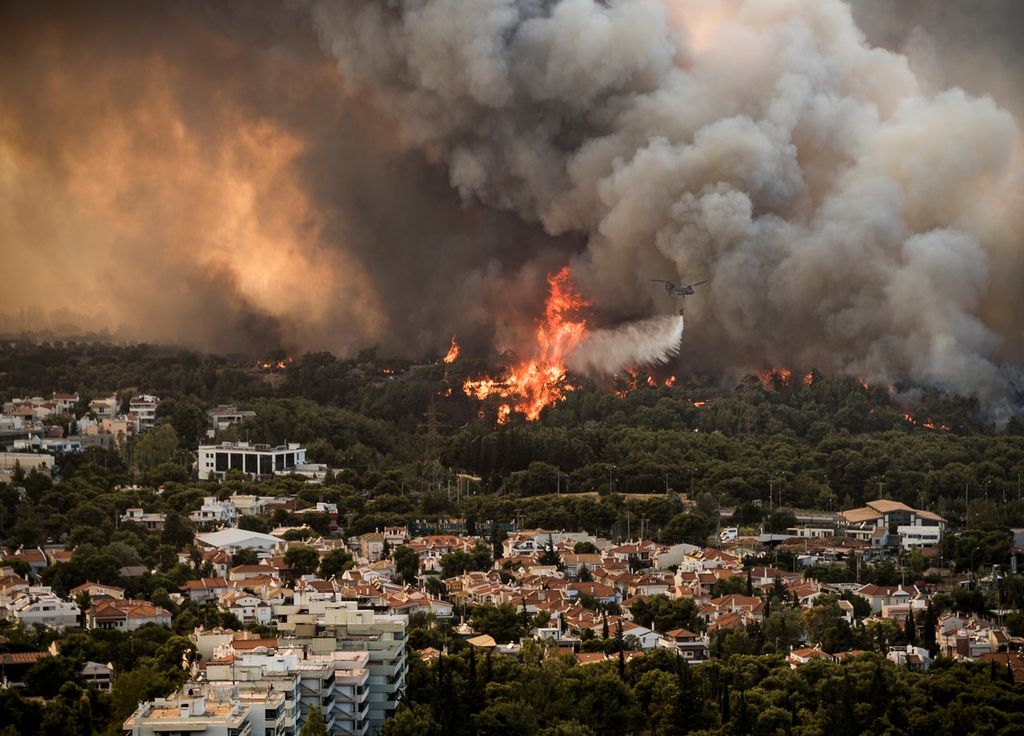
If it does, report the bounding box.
[840,499,944,549]
[88,599,172,631]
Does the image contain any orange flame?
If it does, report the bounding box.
[665,375,677,387]
[760,368,792,389]
[257,357,292,371]
[803,371,814,388]
[443,335,460,364]
[462,266,588,421]
[902,412,951,431]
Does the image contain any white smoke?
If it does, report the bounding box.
[310,0,1024,417]
[568,314,684,375]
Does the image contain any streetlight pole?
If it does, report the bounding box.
[970,545,981,589]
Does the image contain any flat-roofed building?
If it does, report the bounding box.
[207,405,257,431]
[122,688,253,736]
[0,451,55,482]
[277,601,407,733]
[128,394,160,431]
[197,442,307,481]
[121,507,167,532]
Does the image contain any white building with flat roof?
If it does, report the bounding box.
[195,528,283,553]
[197,442,306,481]
[123,688,254,736]
[277,601,407,733]
[128,394,160,431]
[190,496,240,527]
[0,585,79,630]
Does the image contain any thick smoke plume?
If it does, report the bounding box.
[2,1,1024,417]
[569,315,684,376]
[310,0,1024,416]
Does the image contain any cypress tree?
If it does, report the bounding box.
[922,600,937,656]
[616,619,625,679]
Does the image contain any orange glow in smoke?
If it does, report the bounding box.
[443,336,460,364]
[462,266,588,421]
[667,0,739,54]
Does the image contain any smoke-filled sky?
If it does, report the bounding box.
[2,0,1023,415]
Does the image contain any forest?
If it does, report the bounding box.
[383,646,1024,736]
[3,340,1023,524]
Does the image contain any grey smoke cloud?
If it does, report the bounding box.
[310,0,1024,416]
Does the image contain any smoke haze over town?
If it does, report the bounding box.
[2,0,1024,416]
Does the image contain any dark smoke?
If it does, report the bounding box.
[0,0,571,356]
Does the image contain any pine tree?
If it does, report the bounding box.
[300,706,326,736]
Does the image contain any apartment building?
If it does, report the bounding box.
[197,442,307,481]
[190,496,240,527]
[0,585,80,630]
[127,394,160,431]
[123,687,256,736]
[200,644,372,736]
[275,600,407,733]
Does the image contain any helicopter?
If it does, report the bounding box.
[652,278,707,317]
[651,279,707,297]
